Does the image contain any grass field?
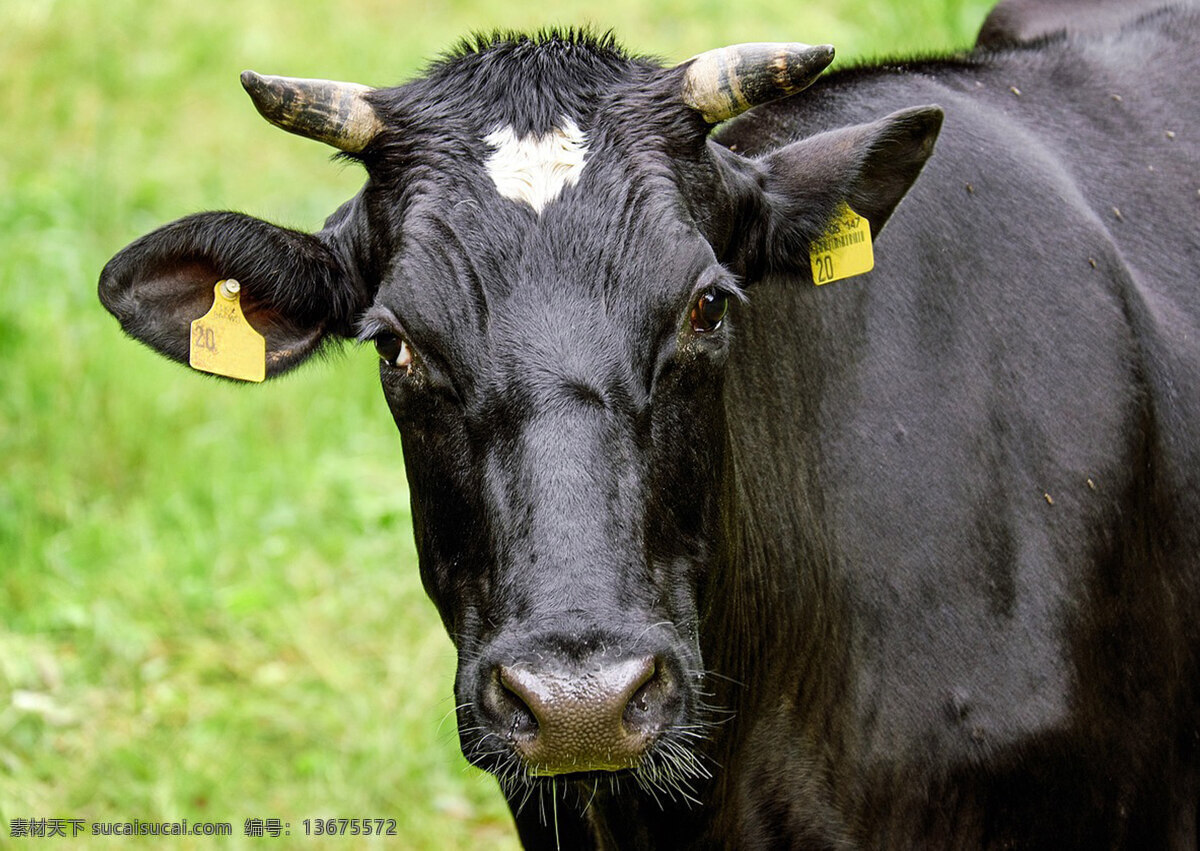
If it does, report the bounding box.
[2,0,991,846]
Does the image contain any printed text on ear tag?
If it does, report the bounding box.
[809,202,874,285]
[189,279,266,383]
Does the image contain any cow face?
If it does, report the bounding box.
[99,32,940,799]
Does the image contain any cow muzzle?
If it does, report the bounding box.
[471,642,686,776]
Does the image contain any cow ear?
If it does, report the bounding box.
[741,105,943,276]
[99,211,370,378]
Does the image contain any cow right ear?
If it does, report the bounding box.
[99,211,370,379]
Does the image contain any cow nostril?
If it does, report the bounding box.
[624,660,674,729]
[629,664,658,716]
[490,669,539,738]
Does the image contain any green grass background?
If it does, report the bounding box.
[3,0,990,846]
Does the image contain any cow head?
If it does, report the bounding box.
[100,32,940,805]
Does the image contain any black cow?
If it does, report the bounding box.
[100,4,1200,847]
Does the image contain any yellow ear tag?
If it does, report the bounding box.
[188,279,266,383]
[809,202,874,285]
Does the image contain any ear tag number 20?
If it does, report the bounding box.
[188,279,266,383]
[809,202,875,285]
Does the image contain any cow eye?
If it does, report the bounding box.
[374,332,414,370]
[689,291,728,334]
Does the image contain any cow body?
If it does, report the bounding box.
[99,6,1200,849]
[700,14,1200,847]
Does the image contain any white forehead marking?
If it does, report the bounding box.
[484,118,588,213]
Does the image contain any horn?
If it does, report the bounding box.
[240,71,383,153]
[680,43,836,124]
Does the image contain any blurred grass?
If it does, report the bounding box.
[1,0,989,847]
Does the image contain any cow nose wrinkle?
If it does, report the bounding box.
[495,655,666,774]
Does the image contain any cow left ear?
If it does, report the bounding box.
[738,105,943,276]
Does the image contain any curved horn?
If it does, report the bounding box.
[240,71,383,153]
[680,43,835,124]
